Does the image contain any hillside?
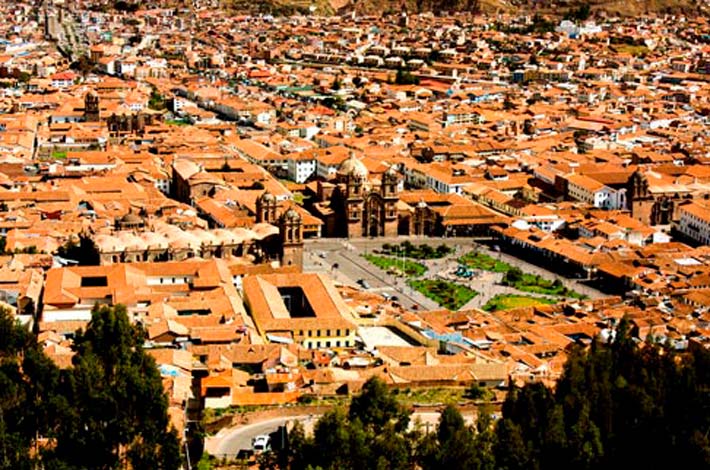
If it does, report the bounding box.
[223,0,705,16]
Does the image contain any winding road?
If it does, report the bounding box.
[205,411,473,458]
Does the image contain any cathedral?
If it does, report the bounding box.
[628,169,686,226]
[327,154,400,238]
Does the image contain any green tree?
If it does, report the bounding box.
[502,267,523,286]
[437,405,465,445]
[49,304,180,470]
[349,377,409,433]
[148,90,166,111]
[395,68,419,85]
[331,77,341,91]
[312,408,351,470]
[56,235,100,265]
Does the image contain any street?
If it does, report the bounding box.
[205,411,474,458]
[206,415,319,458]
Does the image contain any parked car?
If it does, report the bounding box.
[252,435,271,453]
[357,279,371,289]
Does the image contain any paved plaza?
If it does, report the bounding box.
[304,237,604,312]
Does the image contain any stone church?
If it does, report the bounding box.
[256,192,304,269]
[326,154,400,238]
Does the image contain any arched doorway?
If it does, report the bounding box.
[362,194,385,237]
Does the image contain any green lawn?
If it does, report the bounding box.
[393,387,465,406]
[363,254,427,277]
[408,279,478,310]
[505,273,586,299]
[459,251,512,273]
[482,294,557,312]
[51,151,67,159]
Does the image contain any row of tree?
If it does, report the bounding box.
[263,319,710,470]
[0,305,180,470]
[3,303,709,470]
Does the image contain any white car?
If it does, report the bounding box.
[252,434,271,453]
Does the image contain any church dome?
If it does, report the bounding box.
[119,212,143,226]
[282,208,301,222]
[259,191,276,203]
[338,154,368,179]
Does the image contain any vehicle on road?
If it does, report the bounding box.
[357,279,371,289]
[252,435,271,453]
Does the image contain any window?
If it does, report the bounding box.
[336,329,340,337]
[326,329,330,337]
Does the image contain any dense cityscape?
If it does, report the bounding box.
[0,1,709,469]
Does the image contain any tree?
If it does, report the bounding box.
[48,304,180,470]
[349,377,409,433]
[465,382,486,400]
[311,409,351,470]
[276,321,710,470]
[435,244,450,257]
[503,94,516,111]
[502,267,523,286]
[495,317,710,470]
[331,77,341,91]
[148,90,166,111]
[395,68,419,86]
[437,405,465,446]
[56,235,100,265]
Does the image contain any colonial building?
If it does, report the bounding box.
[627,170,688,226]
[256,192,305,269]
[242,273,356,349]
[318,154,400,238]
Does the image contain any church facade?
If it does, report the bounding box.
[329,154,399,238]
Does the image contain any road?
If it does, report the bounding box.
[207,415,319,458]
[206,410,475,458]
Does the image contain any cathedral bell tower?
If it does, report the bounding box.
[279,208,303,268]
[84,91,100,122]
[256,191,278,223]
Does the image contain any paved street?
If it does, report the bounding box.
[207,415,319,458]
[206,411,474,458]
[304,237,604,312]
